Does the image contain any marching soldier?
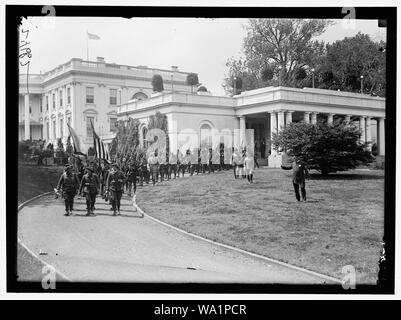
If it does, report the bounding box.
[56,164,80,216]
[177,149,184,178]
[200,146,209,174]
[79,166,100,216]
[139,155,149,186]
[159,151,166,182]
[126,160,138,196]
[106,163,126,215]
[148,151,159,185]
[189,149,197,176]
[169,152,178,179]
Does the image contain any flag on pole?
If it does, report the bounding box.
[90,119,109,160]
[87,31,101,40]
[67,123,85,155]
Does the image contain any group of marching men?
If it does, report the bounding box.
[55,146,259,217]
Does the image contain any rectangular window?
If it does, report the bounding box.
[53,120,56,139]
[60,118,63,138]
[59,90,63,107]
[109,89,117,105]
[46,122,49,140]
[52,93,55,109]
[86,116,94,138]
[67,87,71,104]
[67,116,71,125]
[40,97,43,113]
[110,118,117,132]
[46,96,49,111]
[86,87,94,104]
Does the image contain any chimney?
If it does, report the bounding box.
[96,57,105,63]
[171,66,178,72]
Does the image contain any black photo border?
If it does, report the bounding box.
[6,5,396,294]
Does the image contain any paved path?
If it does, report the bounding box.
[18,194,338,284]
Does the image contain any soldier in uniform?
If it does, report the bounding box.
[79,166,100,216]
[57,164,80,216]
[189,149,197,176]
[200,146,208,174]
[106,163,126,215]
[169,151,178,179]
[139,155,149,186]
[126,160,138,196]
[148,151,159,185]
[292,156,309,202]
[158,151,166,182]
[177,149,184,178]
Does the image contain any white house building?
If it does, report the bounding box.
[18,57,196,151]
[116,86,386,167]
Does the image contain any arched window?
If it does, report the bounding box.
[200,123,212,146]
[132,92,148,101]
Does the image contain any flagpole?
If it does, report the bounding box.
[86,30,89,61]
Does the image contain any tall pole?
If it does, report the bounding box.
[86,30,89,61]
[360,75,364,93]
[233,77,237,96]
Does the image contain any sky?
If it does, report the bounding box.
[20,17,386,96]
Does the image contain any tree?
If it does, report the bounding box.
[186,73,199,94]
[148,111,168,132]
[224,19,330,92]
[319,33,386,96]
[151,74,164,92]
[110,118,141,159]
[272,121,373,175]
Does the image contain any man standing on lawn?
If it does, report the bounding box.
[292,156,309,202]
[79,166,100,216]
[57,164,80,216]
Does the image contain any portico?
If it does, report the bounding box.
[117,86,385,168]
[234,86,385,167]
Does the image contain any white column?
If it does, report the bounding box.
[345,114,352,123]
[311,112,318,124]
[24,94,30,140]
[327,113,334,125]
[359,116,366,145]
[377,117,385,155]
[285,111,293,126]
[270,111,277,155]
[365,117,372,152]
[239,116,246,146]
[70,83,76,128]
[277,110,285,131]
[303,112,310,123]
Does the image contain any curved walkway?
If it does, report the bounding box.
[18,193,340,284]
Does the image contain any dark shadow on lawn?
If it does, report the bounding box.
[309,173,384,180]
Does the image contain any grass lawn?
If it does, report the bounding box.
[137,167,385,284]
[17,164,64,282]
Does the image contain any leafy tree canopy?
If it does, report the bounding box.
[223,18,330,93]
[318,32,386,96]
[151,74,164,92]
[272,121,373,175]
